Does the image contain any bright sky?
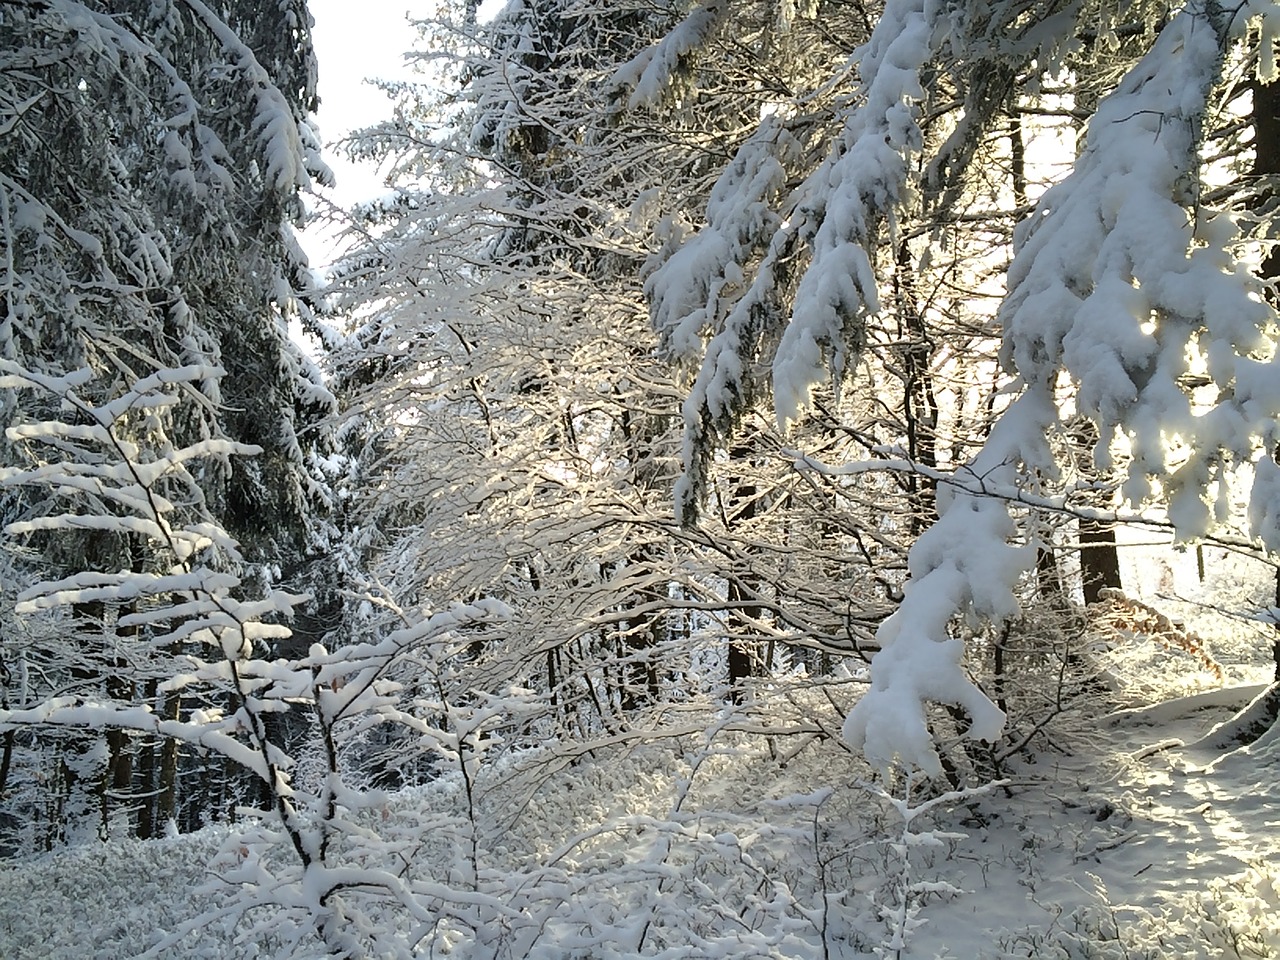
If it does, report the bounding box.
[303,0,417,265]
[311,0,417,186]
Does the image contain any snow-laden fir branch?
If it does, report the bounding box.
[607,0,730,110]
[847,0,1280,775]
[1000,0,1276,544]
[770,0,939,427]
[650,0,947,522]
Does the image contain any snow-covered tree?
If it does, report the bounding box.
[640,0,1280,774]
[331,1,963,728]
[0,0,335,842]
[330,0,727,731]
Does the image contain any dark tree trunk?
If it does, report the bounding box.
[726,575,757,702]
[1065,416,1123,605]
[615,551,663,714]
[69,601,109,839]
[895,241,938,536]
[105,597,137,834]
[1080,521,1123,606]
[1257,74,1280,685]
[1035,541,1067,606]
[157,689,180,828]
[725,449,763,701]
[0,651,13,800]
[136,678,159,839]
[1273,573,1280,684]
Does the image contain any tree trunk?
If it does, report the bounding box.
[895,241,938,536]
[1080,521,1123,606]
[606,552,662,715]
[0,651,14,800]
[1066,417,1123,605]
[726,575,757,702]
[69,601,108,840]
[725,453,763,701]
[1256,74,1280,685]
[105,596,137,835]
[1273,572,1280,684]
[157,689,180,829]
[135,678,159,839]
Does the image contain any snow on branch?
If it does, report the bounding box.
[846,0,1280,775]
[772,0,939,429]
[607,1,729,110]
[0,361,256,563]
[0,356,354,889]
[0,700,271,780]
[653,0,946,522]
[175,0,317,192]
[648,117,798,365]
[1000,1,1279,544]
[843,387,1058,776]
[0,360,296,669]
[32,3,246,206]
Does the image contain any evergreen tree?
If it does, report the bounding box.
[638,0,1280,772]
[0,0,334,843]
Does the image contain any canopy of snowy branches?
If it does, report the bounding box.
[3,0,1280,955]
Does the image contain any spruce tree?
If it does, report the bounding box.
[0,0,334,843]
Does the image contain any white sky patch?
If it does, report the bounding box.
[302,0,418,267]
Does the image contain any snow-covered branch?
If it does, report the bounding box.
[847,0,1280,774]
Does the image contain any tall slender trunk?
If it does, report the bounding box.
[136,678,159,839]
[1069,417,1123,604]
[726,574,758,702]
[0,651,14,800]
[619,548,663,713]
[1254,74,1280,683]
[70,600,107,839]
[105,596,137,835]
[725,445,763,700]
[895,241,938,536]
[157,688,180,828]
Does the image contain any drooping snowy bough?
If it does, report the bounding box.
[852,0,1280,774]
[646,0,946,525]
[648,0,1280,774]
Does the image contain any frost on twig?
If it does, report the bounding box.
[861,774,1004,957]
[0,359,303,734]
[0,360,521,954]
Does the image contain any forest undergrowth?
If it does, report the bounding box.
[1,583,1277,960]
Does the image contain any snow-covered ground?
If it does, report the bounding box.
[1,535,1275,959]
[1,611,1275,960]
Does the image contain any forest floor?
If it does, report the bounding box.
[1,545,1278,958]
[0,652,1276,958]
[914,680,1280,958]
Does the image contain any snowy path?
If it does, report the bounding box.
[911,685,1280,959]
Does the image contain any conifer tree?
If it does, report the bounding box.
[0,0,334,842]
